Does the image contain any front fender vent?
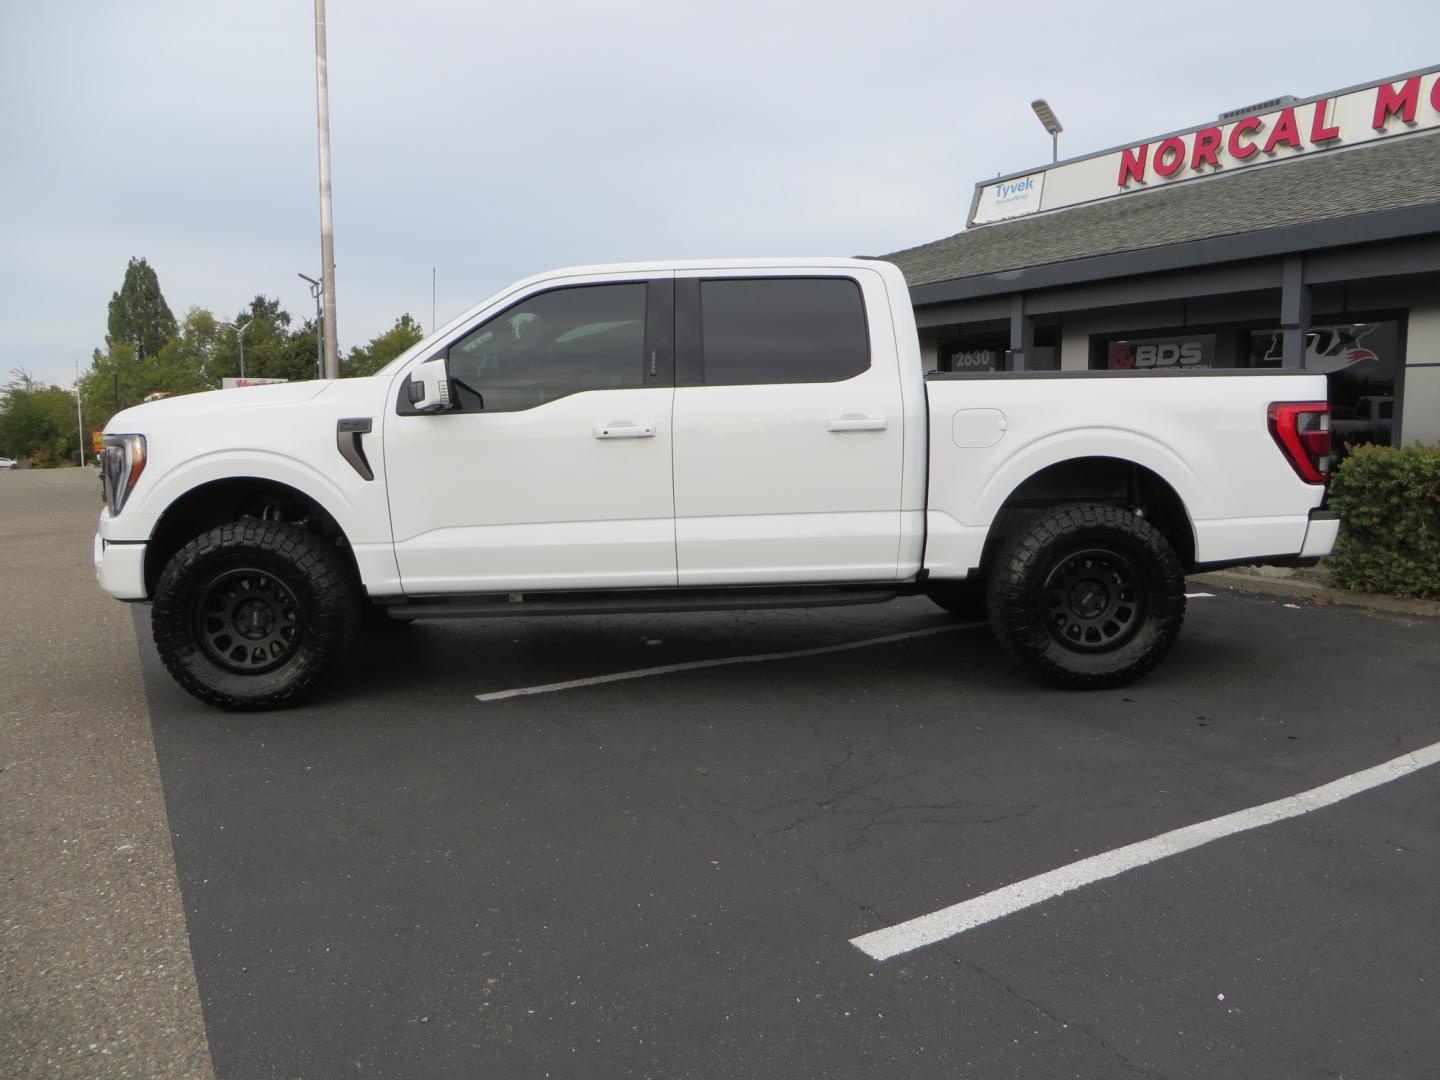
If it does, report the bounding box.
[336,417,374,481]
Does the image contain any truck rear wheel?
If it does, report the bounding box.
[986,504,1185,689]
[151,520,360,711]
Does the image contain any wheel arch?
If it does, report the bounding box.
[979,455,1197,572]
[144,476,360,596]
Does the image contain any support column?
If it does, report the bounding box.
[1280,256,1311,370]
[1009,293,1034,371]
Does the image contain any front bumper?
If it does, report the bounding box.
[94,532,148,600]
[1298,508,1340,560]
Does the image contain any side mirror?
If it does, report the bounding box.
[407,354,451,412]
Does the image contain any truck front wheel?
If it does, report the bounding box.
[986,504,1185,689]
[151,520,361,710]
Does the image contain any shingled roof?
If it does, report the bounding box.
[885,130,1440,289]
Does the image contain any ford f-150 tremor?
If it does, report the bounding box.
[95,259,1337,709]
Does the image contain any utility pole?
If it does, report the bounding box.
[313,0,340,379]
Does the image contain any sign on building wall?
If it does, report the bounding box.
[970,66,1440,226]
[1107,334,1217,370]
[938,342,1003,372]
[972,172,1045,225]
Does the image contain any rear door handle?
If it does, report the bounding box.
[826,417,888,432]
[594,423,656,439]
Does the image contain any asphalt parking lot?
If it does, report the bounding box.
[7,470,1440,1079]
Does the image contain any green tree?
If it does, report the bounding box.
[79,343,139,437]
[107,257,177,359]
[79,307,226,432]
[273,318,324,382]
[219,295,294,381]
[0,370,83,466]
[344,314,425,377]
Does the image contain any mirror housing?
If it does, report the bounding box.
[407,354,451,412]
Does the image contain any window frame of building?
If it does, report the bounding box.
[1085,308,1409,446]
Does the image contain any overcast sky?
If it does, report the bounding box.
[2,0,1435,387]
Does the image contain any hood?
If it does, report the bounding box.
[105,379,335,432]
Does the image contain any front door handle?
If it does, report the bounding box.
[594,423,656,439]
[826,417,888,432]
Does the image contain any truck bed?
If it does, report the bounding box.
[921,368,1331,579]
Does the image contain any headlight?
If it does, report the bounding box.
[101,434,147,514]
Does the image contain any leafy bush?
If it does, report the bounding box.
[1325,443,1440,597]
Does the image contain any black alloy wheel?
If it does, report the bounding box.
[195,568,303,673]
[1041,548,1145,652]
[987,503,1186,689]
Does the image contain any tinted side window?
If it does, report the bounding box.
[699,277,868,386]
[447,283,647,411]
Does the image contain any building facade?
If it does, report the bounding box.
[887,66,1440,457]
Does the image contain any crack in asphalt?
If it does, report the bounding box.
[940,944,1172,1080]
[543,707,913,932]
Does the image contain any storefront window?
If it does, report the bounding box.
[1095,320,1403,459]
[1249,321,1402,458]
[937,335,1057,372]
[1105,333,1220,370]
[937,337,1005,373]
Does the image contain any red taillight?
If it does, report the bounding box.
[1268,401,1330,485]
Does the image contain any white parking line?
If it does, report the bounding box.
[1184,592,1215,598]
[475,623,985,702]
[850,739,1440,961]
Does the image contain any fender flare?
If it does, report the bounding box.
[975,428,1204,530]
[138,450,377,547]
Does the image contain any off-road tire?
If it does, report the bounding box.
[925,577,987,620]
[152,520,361,711]
[987,503,1185,689]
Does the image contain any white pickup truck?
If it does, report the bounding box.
[95,259,1338,710]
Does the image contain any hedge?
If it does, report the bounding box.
[1324,443,1440,598]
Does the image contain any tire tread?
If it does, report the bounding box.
[151,520,360,711]
[986,503,1186,689]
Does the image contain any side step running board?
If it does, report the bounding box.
[378,584,902,620]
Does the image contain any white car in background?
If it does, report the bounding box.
[0,456,18,470]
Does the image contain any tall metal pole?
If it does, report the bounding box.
[314,0,340,379]
[74,361,85,468]
[236,319,252,380]
[299,273,323,378]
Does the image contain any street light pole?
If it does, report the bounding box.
[74,360,85,468]
[313,0,340,379]
[1031,99,1064,164]
[236,319,253,380]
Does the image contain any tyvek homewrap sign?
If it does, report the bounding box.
[973,171,1045,223]
[969,66,1440,226]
